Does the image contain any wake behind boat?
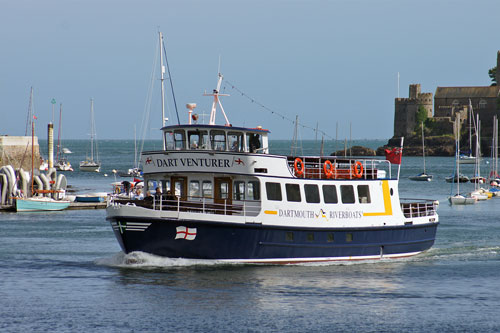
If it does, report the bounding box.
[105,43,439,263]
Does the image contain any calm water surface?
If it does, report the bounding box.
[1,140,499,332]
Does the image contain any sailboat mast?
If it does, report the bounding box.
[159,31,167,150]
[422,122,426,174]
[56,104,62,161]
[457,114,460,195]
[31,120,34,196]
[90,98,94,162]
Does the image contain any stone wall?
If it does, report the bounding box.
[0,136,41,171]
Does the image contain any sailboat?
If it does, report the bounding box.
[15,118,71,212]
[459,100,478,164]
[55,104,73,171]
[448,114,477,205]
[79,98,101,172]
[409,122,432,181]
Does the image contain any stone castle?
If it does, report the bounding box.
[393,51,500,143]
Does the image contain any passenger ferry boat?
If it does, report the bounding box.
[106,73,439,264]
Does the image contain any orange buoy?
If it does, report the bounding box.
[323,160,335,178]
[294,158,305,176]
[352,161,364,178]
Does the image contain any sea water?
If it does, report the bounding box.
[1,140,500,332]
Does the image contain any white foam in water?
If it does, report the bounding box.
[95,251,232,269]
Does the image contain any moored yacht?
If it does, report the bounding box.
[105,71,439,264]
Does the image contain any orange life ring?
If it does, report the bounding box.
[351,161,363,178]
[294,158,305,176]
[323,160,335,178]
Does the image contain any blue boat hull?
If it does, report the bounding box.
[107,216,438,263]
[75,196,104,203]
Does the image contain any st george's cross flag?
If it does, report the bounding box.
[175,226,197,240]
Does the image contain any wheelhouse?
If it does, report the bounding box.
[162,124,270,154]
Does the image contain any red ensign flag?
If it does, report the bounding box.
[385,148,402,164]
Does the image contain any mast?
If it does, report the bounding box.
[205,73,230,126]
[457,114,460,195]
[422,122,426,174]
[90,98,94,162]
[56,104,62,161]
[31,120,34,196]
[159,31,167,150]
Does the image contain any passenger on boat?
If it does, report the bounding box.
[250,134,261,153]
[165,190,176,210]
[134,189,144,200]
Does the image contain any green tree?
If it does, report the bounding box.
[489,66,497,86]
[416,105,428,123]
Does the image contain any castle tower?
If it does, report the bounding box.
[497,51,500,86]
[393,84,433,138]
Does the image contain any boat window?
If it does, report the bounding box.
[285,232,294,241]
[173,178,186,197]
[304,184,320,203]
[322,185,338,204]
[210,130,226,151]
[340,185,355,204]
[247,181,261,200]
[189,180,200,198]
[218,182,229,199]
[228,132,244,152]
[285,184,301,202]
[187,130,209,150]
[247,133,262,153]
[233,181,246,200]
[357,185,371,204]
[202,181,213,198]
[307,233,314,242]
[266,182,282,201]
[346,233,353,242]
[174,130,186,150]
[165,131,175,150]
[161,180,170,193]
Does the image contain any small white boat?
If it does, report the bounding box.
[62,147,72,154]
[448,194,477,205]
[15,197,71,212]
[55,158,73,171]
[458,154,477,164]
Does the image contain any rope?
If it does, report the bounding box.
[223,80,335,140]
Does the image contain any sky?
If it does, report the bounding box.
[1,0,499,141]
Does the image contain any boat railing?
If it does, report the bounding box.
[287,156,392,180]
[111,195,261,217]
[400,199,438,218]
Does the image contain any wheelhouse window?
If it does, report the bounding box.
[266,182,282,201]
[247,133,262,153]
[340,185,355,204]
[304,184,320,203]
[285,184,301,202]
[247,181,261,200]
[210,130,226,151]
[357,185,371,204]
[174,130,186,150]
[165,131,175,150]
[188,130,209,150]
[228,132,244,152]
[202,181,213,198]
[233,181,246,200]
[322,185,338,204]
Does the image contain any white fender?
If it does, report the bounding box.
[55,174,67,199]
[0,173,7,205]
[17,168,28,197]
[46,168,57,183]
[33,176,44,197]
[5,165,17,197]
[39,173,50,197]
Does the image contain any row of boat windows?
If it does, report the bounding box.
[285,232,354,243]
[266,182,371,204]
[164,129,264,153]
[147,178,261,201]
